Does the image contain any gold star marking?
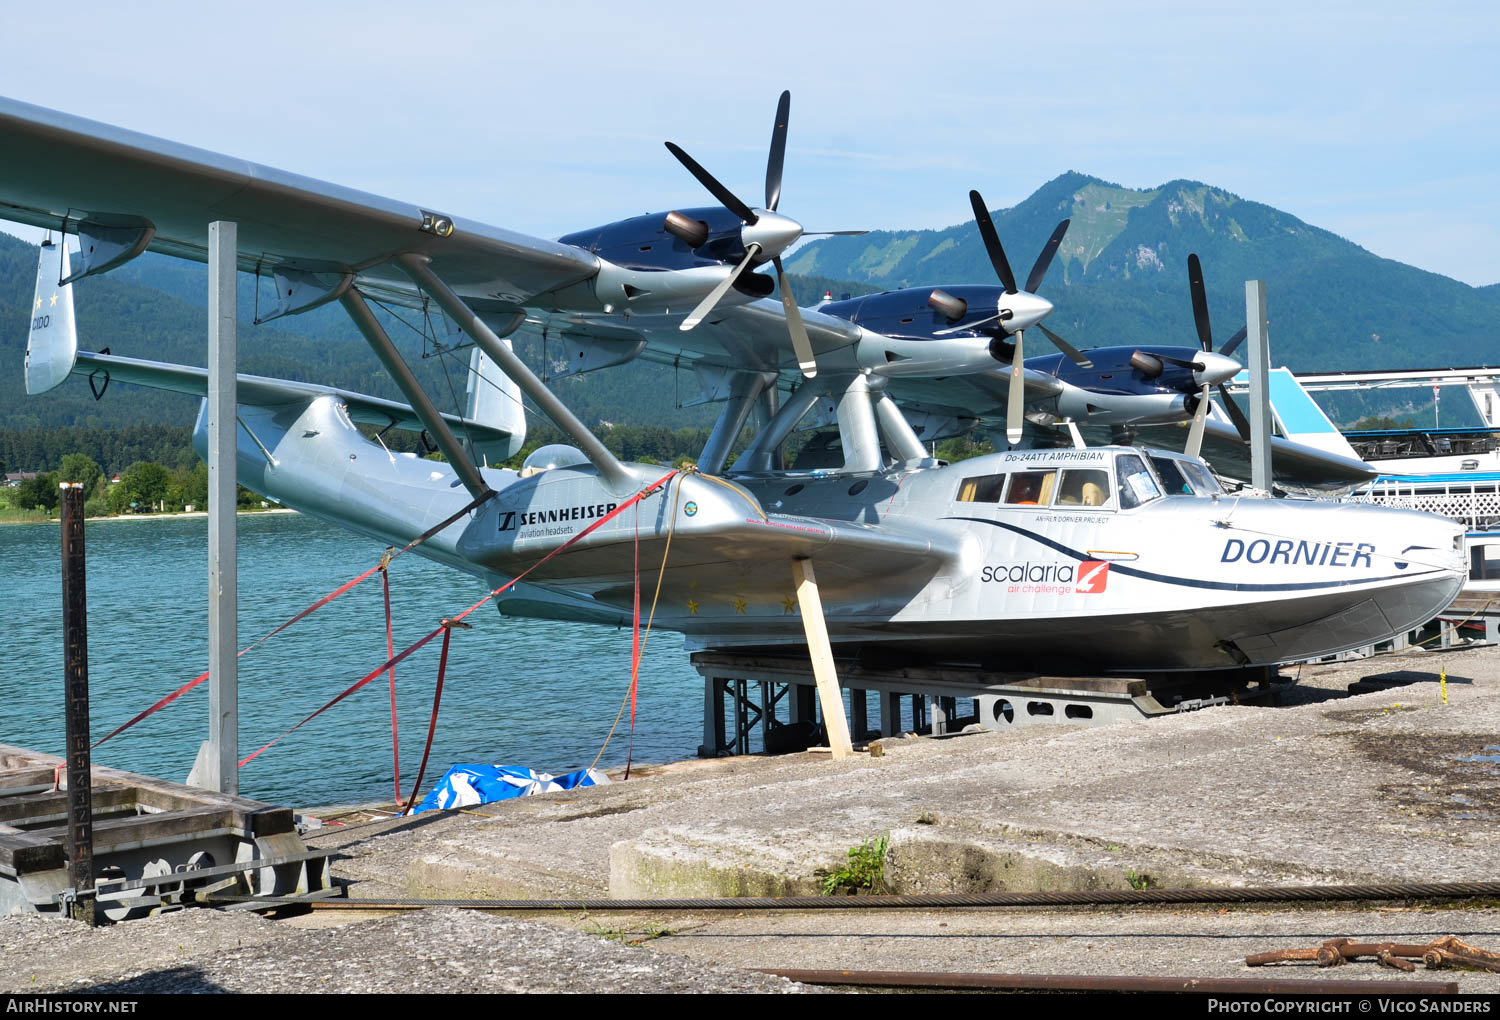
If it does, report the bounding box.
[34,297,41,310]
[49,293,58,307]
[781,594,798,615]
[686,599,700,616]
[731,596,747,614]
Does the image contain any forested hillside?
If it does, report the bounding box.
[788,172,1500,373]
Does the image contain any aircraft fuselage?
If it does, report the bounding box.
[205,396,1466,675]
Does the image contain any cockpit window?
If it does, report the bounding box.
[1180,460,1223,494]
[1116,454,1162,509]
[1055,469,1112,507]
[1004,470,1057,506]
[1148,456,1194,495]
[956,473,1006,503]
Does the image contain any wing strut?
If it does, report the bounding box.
[341,290,491,500]
[791,558,853,761]
[396,254,636,494]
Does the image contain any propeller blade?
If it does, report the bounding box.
[1184,384,1211,459]
[1187,253,1213,352]
[765,90,790,212]
[801,230,870,236]
[1217,382,1253,442]
[1037,323,1093,369]
[1025,219,1070,294]
[1219,325,1248,359]
[773,256,817,378]
[969,190,1018,293]
[1155,353,1202,370]
[1006,328,1026,447]
[934,311,1006,336]
[682,244,761,331]
[665,142,758,224]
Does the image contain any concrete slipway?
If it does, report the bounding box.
[4,646,1500,993]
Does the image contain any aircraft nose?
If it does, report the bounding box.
[1194,351,1241,387]
[741,210,803,259]
[1001,291,1054,333]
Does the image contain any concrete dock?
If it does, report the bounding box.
[4,644,1500,993]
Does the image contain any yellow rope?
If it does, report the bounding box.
[1389,596,1498,655]
[587,473,685,772]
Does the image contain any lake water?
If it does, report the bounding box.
[0,512,705,806]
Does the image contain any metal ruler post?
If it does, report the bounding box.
[1245,280,1272,493]
[204,221,239,793]
[60,481,95,925]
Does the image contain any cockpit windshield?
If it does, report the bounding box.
[1149,456,1193,495]
[1179,460,1223,495]
[1148,455,1222,496]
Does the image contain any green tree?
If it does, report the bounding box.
[15,471,59,512]
[58,453,102,491]
[110,461,171,514]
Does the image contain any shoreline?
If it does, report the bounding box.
[0,506,298,526]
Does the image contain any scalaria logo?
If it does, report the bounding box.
[980,559,1109,594]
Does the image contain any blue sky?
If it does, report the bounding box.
[2,0,1497,284]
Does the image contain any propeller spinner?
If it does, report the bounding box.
[665,91,863,378]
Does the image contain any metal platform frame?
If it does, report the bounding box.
[693,653,1284,757]
[0,744,335,919]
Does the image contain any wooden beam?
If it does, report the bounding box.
[791,558,853,760]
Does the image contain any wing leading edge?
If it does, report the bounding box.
[0,96,598,305]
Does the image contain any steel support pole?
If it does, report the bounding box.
[339,290,490,499]
[60,482,94,925]
[873,391,928,463]
[699,372,773,475]
[1245,280,1273,492]
[204,221,238,795]
[394,255,634,493]
[836,375,882,473]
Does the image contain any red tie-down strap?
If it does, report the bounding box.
[238,469,680,770]
[89,489,495,752]
[382,561,401,804]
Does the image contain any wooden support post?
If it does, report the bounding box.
[791,558,853,760]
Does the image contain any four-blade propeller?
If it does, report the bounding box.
[959,190,1091,446]
[665,90,863,378]
[1183,252,1251,457]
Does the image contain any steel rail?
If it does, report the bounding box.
[756,968,1461,994]
[197,879,1500,913]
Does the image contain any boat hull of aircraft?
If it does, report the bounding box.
[198,394,1464,675]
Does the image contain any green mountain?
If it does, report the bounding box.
[787,171,1500,372]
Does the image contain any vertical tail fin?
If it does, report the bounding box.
[25,239,78,395]
[1263,367,1363,462]
[465,342,527,464]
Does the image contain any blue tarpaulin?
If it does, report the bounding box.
[411,764,611,813]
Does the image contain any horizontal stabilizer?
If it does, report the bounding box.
[70,350,519,452]
[25,240,78,395]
